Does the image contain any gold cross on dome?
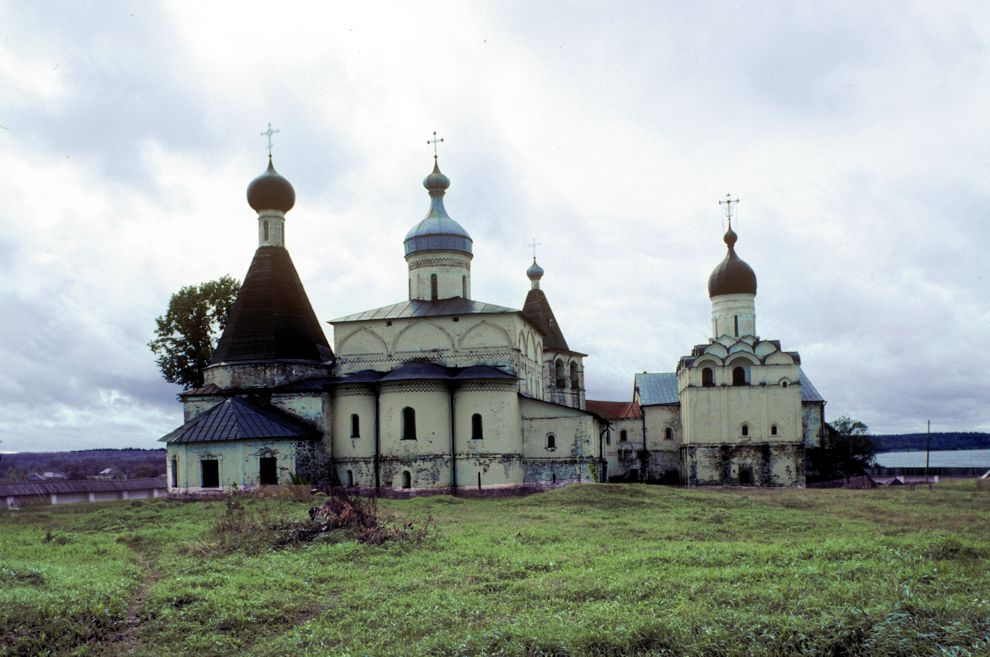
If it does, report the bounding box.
[719,193,740,225]
[427,131,444,159]
[260,122,280,156]
[528,238,541,259]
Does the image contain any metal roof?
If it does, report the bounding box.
[585,399,643,420]
[0,478,166,497]
[799,369,825,402]
[635,372,680,406]
[331,297,517,323]
[336,363,517,385]
[161,397,319,444]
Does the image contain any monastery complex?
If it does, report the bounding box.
[162,150,827,493]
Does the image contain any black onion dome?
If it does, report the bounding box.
[708,226,757,297]
[247,156,295,213]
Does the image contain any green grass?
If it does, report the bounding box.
[2,483,989,656]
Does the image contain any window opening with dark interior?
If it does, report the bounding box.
[402,407,417,440]
[170,457,178,488]
[732,366,747,386]
[570,361,579,389]
[401,471,411,489]
[738,465,753,485]
[346,469,354,487]
[555,359,565,388]
[350,413,360,438]
[471,413,483,439]
[201,459,219,488]
[430,274,438,301]
[734,315,739,337]
[741,423,749,437]
[664,427,673,440]
[771,424,778,436]
[263,220,269,242]
[259,455,277,485]
[620,430,628,442]
[546,433,556,449]
[477,472,482,490]
[702,367,714,387]
[462,275,467,298]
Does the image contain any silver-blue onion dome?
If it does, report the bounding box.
[403,159,473,257]
[527,257,544,281]
[247,156,295,213]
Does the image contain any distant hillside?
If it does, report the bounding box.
[870,432,990,453]
[0,448,165,481]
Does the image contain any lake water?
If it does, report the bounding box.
[875,449,990,469]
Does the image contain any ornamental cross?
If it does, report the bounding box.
[719,193,740,224]
[427,131,444,159]
[528,238,541,259]
[260,122,279,156]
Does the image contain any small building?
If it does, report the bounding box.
[0,478,167,510]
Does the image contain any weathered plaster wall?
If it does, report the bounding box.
[802,402,824,447]
[203,361,331,389]
[166,440,309,492]
[406,252,471,301]
[683,443,805,487]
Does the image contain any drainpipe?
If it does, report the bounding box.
[373,383,381,494]
[640,409,649,482]
[599,423,610,482]
[449,383,458,495]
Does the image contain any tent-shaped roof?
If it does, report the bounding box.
[161,397,319,444]
[522,288,570,352]
[210,246,332,366]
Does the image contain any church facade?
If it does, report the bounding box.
[162,153,826,493]
[163,155,601,495]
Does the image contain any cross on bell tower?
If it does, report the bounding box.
[528,238,541,259]
[719,193,740,228]
[260,122,280,157]
[427,131,444,161]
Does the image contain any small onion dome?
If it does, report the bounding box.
[404,159,473,257]
[247,156,295,213]
[527,257,545,281]
[708,225,757,297]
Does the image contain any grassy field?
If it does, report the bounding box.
[1,482,988,657]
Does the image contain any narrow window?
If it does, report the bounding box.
[702,367,714,387]
[555,359,565,388]
[350,413,360,438]
[570,362,579,390]
[664,427,673,440]
[408,278,412,299]
[546,433,556,449]
[471,413,483,439]
[430,274,438,301]
[552,472,557,484]
[462,275,467,298]
[620,430,628,442]
[477,472,482,490]
[263,220,269,242]
[346,469,354,487]
[733,366,747,386]
[259,455,277,485]
[782,381,788,389]
[741,423,749,437]
[170,457,178,488]
[402,471,411,489]
[734,315,739,337]
[201,459,219,489]
[402,407,417,440]
[771,424,778,436]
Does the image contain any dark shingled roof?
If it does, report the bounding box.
[331,297,516,323]
[0,478,166,497]
[161,397,319,444]
[521,288,569,352]
[210,246,332,365]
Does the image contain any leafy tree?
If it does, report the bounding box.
[807,415,876,482]
[148,276,240,389]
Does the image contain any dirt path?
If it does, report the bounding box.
[102,553,161,657]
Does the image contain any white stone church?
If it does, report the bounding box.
[162,153,826,493]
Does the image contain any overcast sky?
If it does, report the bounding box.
[1,1,988,453]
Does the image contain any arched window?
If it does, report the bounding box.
[741,423,749,437]
[263,220,269,242]
[702,367,715,387]
[471,413,483,439]
[664,427,673,440]
[732,366,747,386]
[402,407,416,440]
[620,430,628,442]
[401,471,411,489]
[462,275,467,298]
[350,413,360,438]
[781,381,788,389]
[430,274,438,301]
[771,424,778,436]
[546,433,556,449]
[170,457,178,488]
[570,361,579,390]
[346,469,354,487]
[555,359,565,388]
